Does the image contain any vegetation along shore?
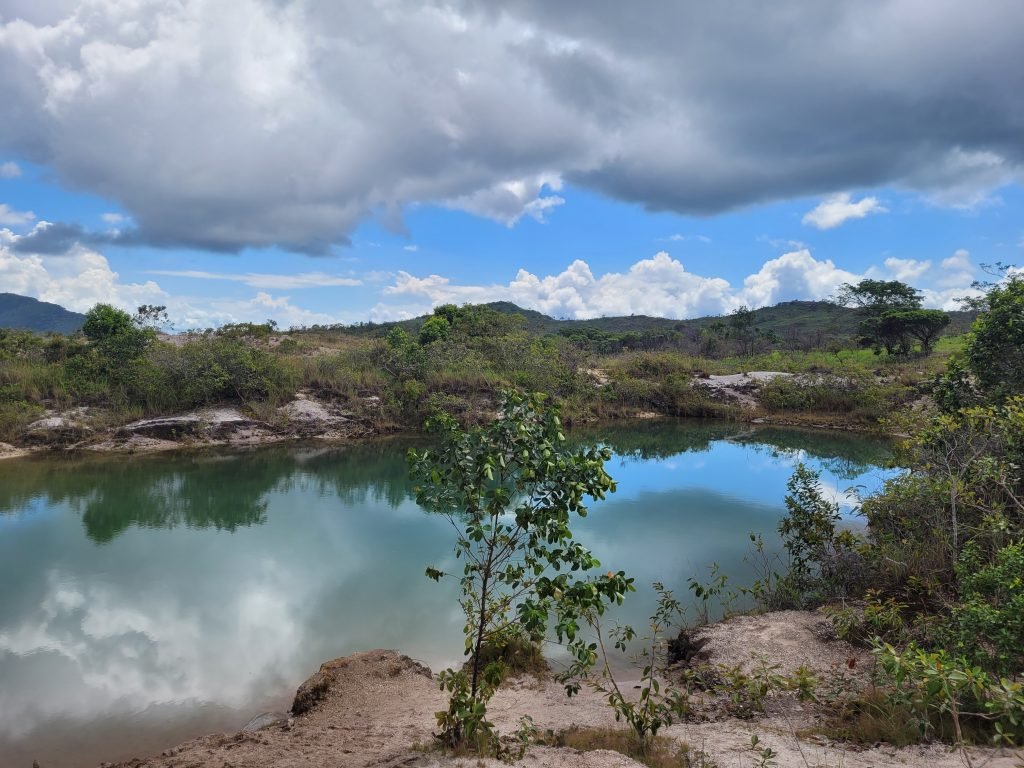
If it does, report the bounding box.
[0,277,978,456]
[3,272,1023,767]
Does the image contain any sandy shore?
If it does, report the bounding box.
[94,611,1020,768]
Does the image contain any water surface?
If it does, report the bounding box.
[0,422,897,767]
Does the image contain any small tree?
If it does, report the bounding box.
[834,279,926,355]
[965,275,1024,402]
[728,305,758,355]
[82,303,154,370]
[777,463,859,605]
[409,392,632,754]
[834,279,923,314]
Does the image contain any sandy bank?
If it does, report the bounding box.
[94,611,1019,768]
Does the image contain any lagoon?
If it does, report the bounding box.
[0,422,897,768]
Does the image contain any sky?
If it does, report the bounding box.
[1,1,1022,329]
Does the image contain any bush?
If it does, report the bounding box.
[775,463,863,607]
[944,540,1024,677]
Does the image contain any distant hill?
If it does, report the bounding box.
[373,298,975,343]
[0,293,85,334]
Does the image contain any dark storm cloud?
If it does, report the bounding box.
[0,0,1021,253]
[8,222,138,254]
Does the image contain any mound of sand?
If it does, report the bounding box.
[98,614,1020,768]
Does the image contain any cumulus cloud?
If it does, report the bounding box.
[937,248,976,288]
[802,193,887,230]
[0,229,166,312]
[375,247,981,321]
[0,229,344,328]
[740,250,860,307]
[0,161,21,179]
[383,251,737,320]
[445,174,566,225]
[0,2,1021,251]
[883,257,932,282]
[0,203,34,226]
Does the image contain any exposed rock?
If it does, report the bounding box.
[119,407,274,441]
[290,670,332,716]
[241,711,290,732]
[22,414,93,444]
[277,396,353,435]
[701,371,795,408]
[666,627,710,666]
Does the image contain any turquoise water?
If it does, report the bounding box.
[0,423,897,767]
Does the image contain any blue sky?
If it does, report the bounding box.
[1,2,1022,328]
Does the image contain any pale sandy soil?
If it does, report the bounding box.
[97,612,1020,768]
[0,440,34,460]
[701,372,794,408]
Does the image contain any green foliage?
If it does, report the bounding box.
[758,374,887,418]
[872,640,1024,747]
[418,314,452,345]
[835,279,923,314]
[775,463,861,607]
[833,279,953,357]
[561,584,688,753]
[82,303,154,371]
[944,540,1024,677]
[859,309,951,356]
[964,275,1024,403]
[409,391,631,755]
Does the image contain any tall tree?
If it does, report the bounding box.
[834,279,938,355]
[834,279,923,314]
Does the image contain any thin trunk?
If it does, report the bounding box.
[470,528,497,698]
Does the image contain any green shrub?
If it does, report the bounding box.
[944,541,1024,677]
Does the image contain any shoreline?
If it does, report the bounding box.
[87,610,1018,768]
[0,404,895,463]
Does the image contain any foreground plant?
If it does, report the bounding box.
[410,391,632,755]
[561,583,688,755]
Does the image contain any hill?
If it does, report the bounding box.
[344,299,975,344]
[0,293,86,334]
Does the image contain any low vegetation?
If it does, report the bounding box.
[408,272,1023,764]
[0,277,973,444]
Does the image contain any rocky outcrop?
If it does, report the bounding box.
[699,371,795,408]
[277,393,356,437]
[22,413,94,444]
[118,407,277,442]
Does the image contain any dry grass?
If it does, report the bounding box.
[550,726,718,768]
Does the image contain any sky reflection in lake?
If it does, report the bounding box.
[0,424,897,768]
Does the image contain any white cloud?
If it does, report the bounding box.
[802,193,888,230]
[936,248,976,289]
[101,212,124,225]
[740,249,860,308]
[384,251,738,320]
[376,246,981,321]
[403,245,418,252]
[444,174,566,226]
[0,230,166,312]
[0,230,346,329]
[0,203,34,226]
[883,257,932,282]
[0,161,21,179]
[2,3,1020,251]
[146,270,362,290]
